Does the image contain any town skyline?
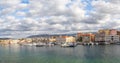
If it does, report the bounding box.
[0,28,120,39]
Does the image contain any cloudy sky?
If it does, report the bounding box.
[0,0,120,38]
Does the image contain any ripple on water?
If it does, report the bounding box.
[0,45,120,63]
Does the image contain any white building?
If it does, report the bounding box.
[105,35,119,42]
[56,37,66,43]
[95,33,105,42]
[66,36,76,42]
[10,39,20,44]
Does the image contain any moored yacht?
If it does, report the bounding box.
[61,42,77,47]
[36,42,46,47]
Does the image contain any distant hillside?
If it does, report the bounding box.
[27,34,50,38]
[27,33,77,38]
[0,38,11,40]
[27,31,97,38]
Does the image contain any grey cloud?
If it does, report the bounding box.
[81,12,106,24]
[1,0,120,38]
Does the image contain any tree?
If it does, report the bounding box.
[76,37,82,42]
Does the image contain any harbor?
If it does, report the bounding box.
[1,0,120,63]
[0,45,120,63]
[0,29,120,63]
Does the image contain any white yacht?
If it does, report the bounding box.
[61,42,76,47]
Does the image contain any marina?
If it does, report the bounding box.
[1,0,120,63]
[0,45,120,63]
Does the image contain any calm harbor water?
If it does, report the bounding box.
[0,45,120,63]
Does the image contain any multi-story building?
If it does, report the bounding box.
[98,29,118,35]
[49,37,56,42]
[95,29,120,42]
[9,39,20,44]
[77,33,95,42]
[105,35,119,42]
[117,31,120,36]
[110,29,117,35]
[56,36,76,43]
[77,33,83,42]
[98,29,110,35]
[104,29,120,43]
[95,33,105,42]
[0,38,11,45]
[66,36,76,42]
[30,37,49,43]
[56,36,66,43]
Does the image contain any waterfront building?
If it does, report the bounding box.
[34,37,49,43]
[117,31,120,36]
[105,35,119,43]
[25,38,32,43]
[49,37,56,42]
[82,33,95,42]
[95,33,105,42]
[95,29,119,42]
[98,29,118,35]
[66,36,76,42]
[77,33,83,42]
[98,29,110,35]
[56,36,76,43]
[77,33,83,37]
[56,36,66,43]
[9,39,20,44]
[77,33,95,42]
[0,38,11,45]
[18,38,32,44]
[110,29,117,35]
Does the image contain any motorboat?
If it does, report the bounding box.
[36,42,46,47]
[22,43,36,46]
[47,42,55,46]
[61,42,76,47]
[61,42,69,47]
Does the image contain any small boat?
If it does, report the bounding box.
[95,43,99,45]
[22,43,33,46]
[82,43,87,45]
[61,42,76,47]
[47,42,55,46]
[89,42,94,45]
[36,43,46,47]
[104,42,110,45]
[69,43,77,47]
[32,43,37,46]
[114,42,120,45]
[61,42,69,47]
[82,42,94,46]
[98,42,110,45]
[36,45,44,47]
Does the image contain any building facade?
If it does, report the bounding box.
[105,35,119,42]
[66,36,76,42]
[95,29,120,42]
[95,33,105,42]
[77,33,95,42]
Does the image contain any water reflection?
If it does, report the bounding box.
[0,45,120,63]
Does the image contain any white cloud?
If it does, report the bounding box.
[92,0,120,14]
[0,0,21,6]
[16,11,26,16]
[1,0,120,38]
[0,18,4,23]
